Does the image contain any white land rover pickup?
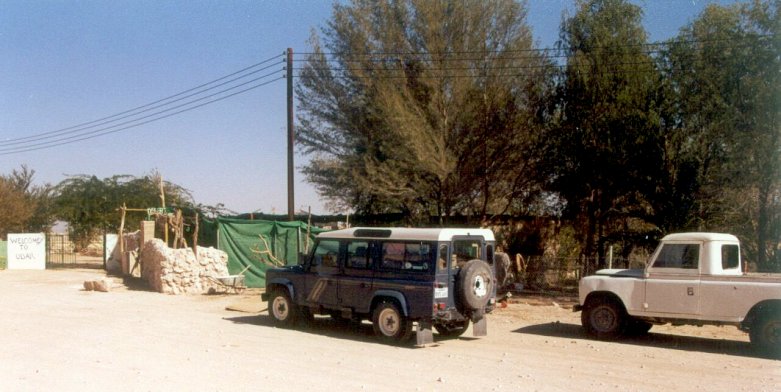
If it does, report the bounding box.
[575,233,781,355]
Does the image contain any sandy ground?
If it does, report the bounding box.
[0,267,778,392]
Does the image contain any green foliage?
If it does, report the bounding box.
[53,172,196,249]
[296,0,779,271]
[297,0,554,223]
[0,166,54,239]
[550,0,663,270]
[659,0,780,270]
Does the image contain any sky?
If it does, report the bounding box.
[0,0,741,216]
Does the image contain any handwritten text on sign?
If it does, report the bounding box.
[7,233,46,270]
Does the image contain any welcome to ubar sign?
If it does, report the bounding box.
[7,233,46,270]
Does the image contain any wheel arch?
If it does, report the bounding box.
[371,290,409,317]
[742,299,781,330]
[583,291,628,313]
[267,278,295,300]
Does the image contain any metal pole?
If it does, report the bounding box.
[286,48,295,222]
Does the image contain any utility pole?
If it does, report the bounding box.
[286,48,295,221]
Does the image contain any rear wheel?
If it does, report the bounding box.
[269,289,298,326]
[372,302,412,342]
[434,319,470,338]
[750,314,781,357]
[582,297,625,339]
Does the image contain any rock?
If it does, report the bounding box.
[93,279,110,292]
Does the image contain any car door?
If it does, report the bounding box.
[304,239,340,308]
[644,242,701,316]
[337,240,375,313]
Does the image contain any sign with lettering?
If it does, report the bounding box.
[146,207,174,220]
[7,233,46,270]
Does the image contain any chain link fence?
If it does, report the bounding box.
[496,253,644,294]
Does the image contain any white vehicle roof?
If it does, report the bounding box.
[661,232,739,242]
[317,227,496,242]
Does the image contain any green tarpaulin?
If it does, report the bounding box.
[211,218,326,288]
[0,240,6,269]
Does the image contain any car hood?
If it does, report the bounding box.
[594,268,644,278]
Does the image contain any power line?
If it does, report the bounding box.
[296,33,776,57]
[291,34,776,81]
[1,53,284,147]
[1,54,286,155]
[0,76,284,156]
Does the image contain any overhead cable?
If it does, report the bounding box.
[1,53,284,147]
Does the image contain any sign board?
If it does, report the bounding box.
[146,207,174,220]
[7,233,46,270]
[104,234,118,263]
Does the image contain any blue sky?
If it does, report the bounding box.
[0,0,739,215]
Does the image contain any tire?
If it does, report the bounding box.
[581,297,626,340]
[625,318,653,336]
[434,319,470,338]
[457,259,494,311]
[749,314,781,358]
[372,301,412,342]
[269,289,298,326]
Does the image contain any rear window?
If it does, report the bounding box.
[721,244,740,270]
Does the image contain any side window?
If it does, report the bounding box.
[721,244,740,270]
[381,242,405,270]
[346,241,371,269]
[379,242,433,273]
[438,244,449,271]
[312,239,340,269]
[653,244,700,269]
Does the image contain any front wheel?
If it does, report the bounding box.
[269,289,298,326]
[750,314,781,357]
[582,297,625,340]
[372,302,412,342]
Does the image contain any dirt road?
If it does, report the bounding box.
[0,268,777,391]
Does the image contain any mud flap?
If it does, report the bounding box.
[472,317,487,337]
[415,321,434,346]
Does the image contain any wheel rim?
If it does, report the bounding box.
[473,274,487,298]
[763,320,781,345]
[272,296,290,321]
[591,305,618,333]
[378,307,400,336]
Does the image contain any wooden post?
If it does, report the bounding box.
[192,213,199,258]
[159,175,168,245]
[119,203,127,255]
[287,47,295,221]
[304,206,312,253]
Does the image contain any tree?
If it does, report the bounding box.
[0,166,54,238]
[54,172,196,249]
[296,0,554,223]
[551,0,663,271]
[660,0,780,271]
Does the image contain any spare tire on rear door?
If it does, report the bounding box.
[456,259,494,311]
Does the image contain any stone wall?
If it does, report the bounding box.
[139,238,230,294]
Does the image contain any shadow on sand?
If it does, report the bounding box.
[514,321,777,359]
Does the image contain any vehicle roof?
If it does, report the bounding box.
[661,232,739,242]
[317,227,496,242]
